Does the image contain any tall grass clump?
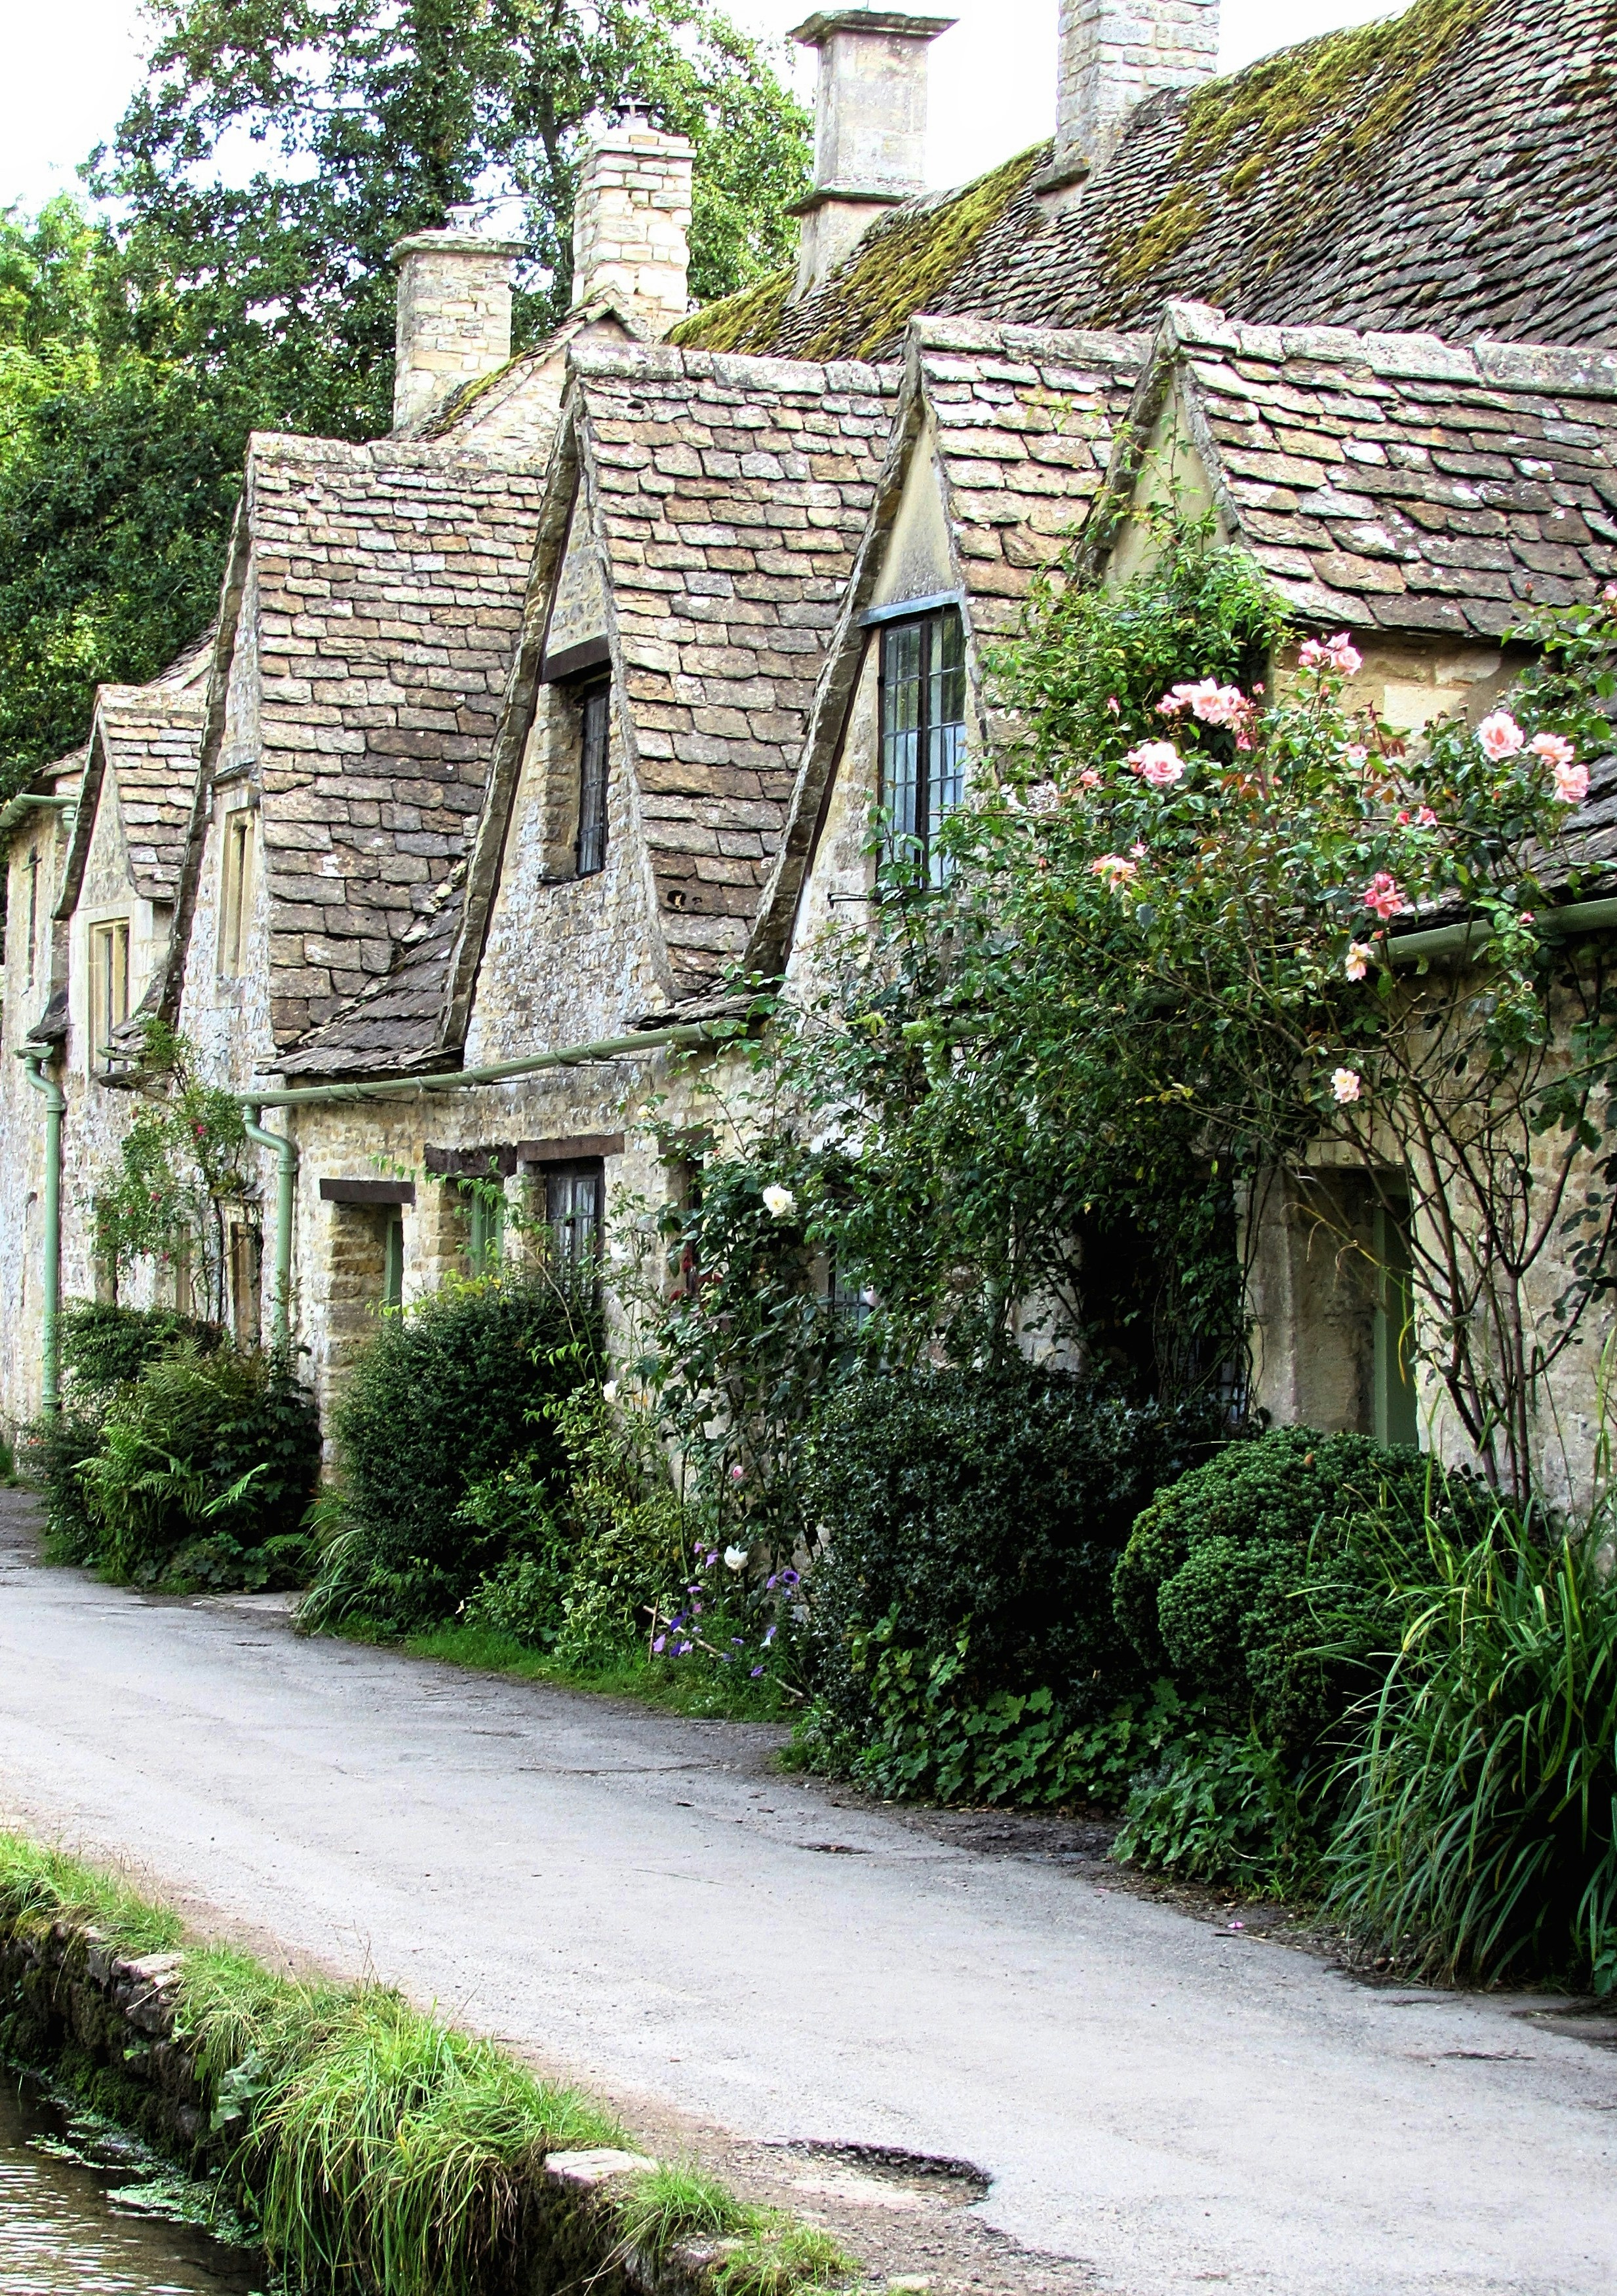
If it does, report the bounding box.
[179,1962,624,2296]
[1326,1500,1617,1989]
[0,1833,181,1957]
[617,2164,851,2296]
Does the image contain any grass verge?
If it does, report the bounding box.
[336,1617,792,1724]
[0,1833,853,2296]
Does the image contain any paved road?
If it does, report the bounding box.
[1,1497,1612,2296]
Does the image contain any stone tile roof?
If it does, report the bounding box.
[422,337,902,1057]
[92,685,206,904]
[748,318,1144,972]
[285,870,466,1079]
[239,432,545,1050]
[674,0,1617,365]
[1120,303,1617,639]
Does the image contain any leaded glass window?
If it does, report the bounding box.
[878,608,966,883]
[576,681,610,877]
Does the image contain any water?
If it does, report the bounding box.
[0,2075,263,2295]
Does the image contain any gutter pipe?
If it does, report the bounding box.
[1389,895,1617,969]
[18,1048,65,1414]
[241,1109,297,1352]
[229,1019,737,1352]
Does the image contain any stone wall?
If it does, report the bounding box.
[572,126,693,339]
[0,803,74,1429]
[1055,0,1220,177]
[392,224,522,435]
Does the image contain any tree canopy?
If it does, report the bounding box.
[0,0,809,796]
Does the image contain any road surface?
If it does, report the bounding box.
[1,1493,1612,2296]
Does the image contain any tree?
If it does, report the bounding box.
[98,0,810,441]
[0,0,808,794]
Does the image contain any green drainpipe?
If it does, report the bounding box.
[242,1107,297,1353]
[20,1047,66,1414]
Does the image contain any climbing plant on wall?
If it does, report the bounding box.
[90,1022,254,1330]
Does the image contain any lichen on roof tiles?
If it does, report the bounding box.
[669,0,1617,364]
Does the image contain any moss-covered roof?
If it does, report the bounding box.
[671,0,1617,363]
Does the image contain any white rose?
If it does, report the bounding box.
[602,1380,619,1405]
[724,1545,750,1573]
[762,1183,796,1219]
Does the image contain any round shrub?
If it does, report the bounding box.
[60,1299,222,1400]
[1113,1426,1481,1749]
[324,1271,600,1630]
[804,1361,1217,1738]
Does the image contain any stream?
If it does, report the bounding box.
[0,2073,263,2294]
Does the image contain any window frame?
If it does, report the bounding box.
[877,606,967,886]
[543,1159,605,1274]
[575,678,610,878]
[219,806,254,977]
[89,918,130,1061]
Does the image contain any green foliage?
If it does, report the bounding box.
[21,1408,106,1563]
[804,1362,1217,1738]
[312,1269,600,1632]
[636,1129,861,1561]
[796,1643,1188,1809]
[60,1299,223,1398]
[618,2162,752,2259]
[75,1342,321,1588]
[1325,1504,1617,1989]
[0,1833,183,1958]
[461,1387,685,1668]
[1,8,807,787]
[1113,1427,1467,1747]
[89,1025,254,1326]
[1112,1726,1320,1896]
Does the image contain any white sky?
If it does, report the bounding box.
[3,0,1411,217]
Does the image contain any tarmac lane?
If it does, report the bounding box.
[1,1491,1612,2296]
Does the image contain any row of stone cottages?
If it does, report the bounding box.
[3,0,1617,1505]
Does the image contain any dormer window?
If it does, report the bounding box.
[576,679,610,877]
[879,607,966,884]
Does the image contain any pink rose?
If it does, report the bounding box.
[1344,942,1374,982]
[1125,740,1185,788]
[1553,758,1590,805]
[1478,710,1525,761]
[1091,854,1137,887]
[1531,731,1574,769]
[1300,633,1362,676]
[1363,871,1409,921]
[1331,1067,1363,1105]
[1077,768,1101,789]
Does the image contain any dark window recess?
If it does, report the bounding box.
[576,681,610,877]
[546,1161,603,1269]
[879,607,967,885]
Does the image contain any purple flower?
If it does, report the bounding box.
[653,1635,666,1654]
[731,1636,744,1646]
[750,1666,764,1678]
[762,1624,777,1645]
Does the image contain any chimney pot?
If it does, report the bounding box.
[570,117,694,338]
[787,10,957,303]
[390,215,524,434]
[1045,0,1220,192]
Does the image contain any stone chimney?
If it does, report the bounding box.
[570,111,694,337]
[1041,0,1220,196]
[789,10,956,303]
[391,206,524,434]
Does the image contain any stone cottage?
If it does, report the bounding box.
[4,0,1617,1482]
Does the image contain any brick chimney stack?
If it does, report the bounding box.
[788,10,957,303]
[391,206,525,434]
[1041,0,1220,197]
[570,111,694,337]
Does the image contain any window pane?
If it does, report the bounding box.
[880,621,924,864]
[546,1163,602,1268]
[577,683,610,876]
[926,611,967,883]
